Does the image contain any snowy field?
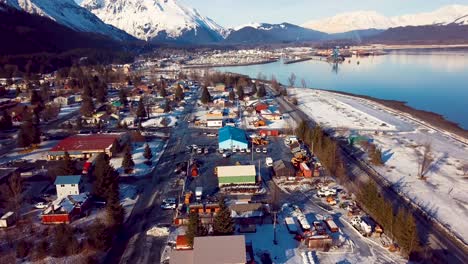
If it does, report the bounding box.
[141,115,177,128]
[290,88,468,244]
[110,140,167,177]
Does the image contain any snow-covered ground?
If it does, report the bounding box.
[291,88,468,244]
[120,184,139,221]
[0,140,60,163]
[110,140,167,177]
[141,115,177,128]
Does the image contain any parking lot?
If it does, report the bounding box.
[183,130,295,200]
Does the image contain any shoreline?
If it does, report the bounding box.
[182,58,279,69]
[313,88,468,140]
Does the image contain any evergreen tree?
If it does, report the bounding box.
[83,85,92,99]
[159,87,167,98]
[236,86,245,100]
[257,85,266,98]
[163,102,171,113]
[228,90,235,101]
[186,212,207,248]
[213,199,234,235]
[105,187,125,229]
[58,151,75,175]
[122,146,135,173]
[136,98,147,120]
[175,86,184,101]
[92,153,119,201]
[86,220,112,251]
[0,111,13,130]
[80,97,94,117]
[200,87,211,104]
[118,89,128,106]
[252,82,257,96]
[51,224,80,257]
[143,144,153,161]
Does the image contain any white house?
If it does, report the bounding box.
[55,175,82,199]
[54,96,75,107]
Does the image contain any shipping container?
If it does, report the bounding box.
[259,130,279,137]
[325,219,339,233]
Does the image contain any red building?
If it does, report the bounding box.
[48,133,126,160]
[41,193,90,224]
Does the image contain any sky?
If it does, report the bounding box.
[76,0,468,28]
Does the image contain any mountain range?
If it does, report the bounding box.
[1,0,468,48]
[302,5,468,33]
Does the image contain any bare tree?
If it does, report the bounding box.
[288,73,297,88]
[462,163,468,176]
[270,75,280,91]
[301,78,307,88]
[418,143,434,180]
[0,172,23,215]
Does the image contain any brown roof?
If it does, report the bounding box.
[193,235,246,264]
[230,203,263,213]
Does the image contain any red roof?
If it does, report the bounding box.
[50,134,120,152]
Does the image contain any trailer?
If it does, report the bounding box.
[82,155,98,175]
[285,217,299,234]
[0,212,16,228]
[195,187,203,202]
[325,218,339,233]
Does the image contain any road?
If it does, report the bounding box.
[103,96,197,264]
[271,87,468,263]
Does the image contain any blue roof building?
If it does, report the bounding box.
[218,126,248,150]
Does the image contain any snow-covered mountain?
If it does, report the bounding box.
[225,22,327,44]
[302,5,468,33]
[81,0,226,44]
[1,0,134,41]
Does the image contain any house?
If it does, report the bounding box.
[41,193,90,224]
[273,160,295,178]
[53,96,75,107]
[55,175,82,199]
[48,134,125,160]
[218,126,248,150]
[255,103,268,113]
[217,165,257,187]
[170,235,247,264]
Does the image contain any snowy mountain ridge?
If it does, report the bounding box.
[0,0,134,41]
[81,0,226,43]
[302,4,468,33]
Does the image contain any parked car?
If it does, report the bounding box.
[240,148,246,153]
[255,148,261,153]
[197,148,203,154]
[262,148,267,153]
[246,148,251,153]
[161,198,177,210]
[232,148,238,153]
[218,148,224,154]
[34,202,48,209]
[204,148,209,154]
[223,152,231,158]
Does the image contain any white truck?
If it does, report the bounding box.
[317,187,337,197]
[195,187,203,202]
[351,216,372,235]
[265,157,273,167]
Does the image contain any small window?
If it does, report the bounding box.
[71,184,75,187]
[61,184,65,187]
